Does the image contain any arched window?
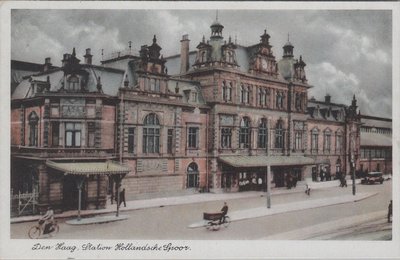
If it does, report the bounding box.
[201,51,206,63]
[227,82,233,101]
[67,75,80,91]
[222,81,228,101]
[28,111,39,146]
[239,117,251,148]
[240,84,245,103]
[311,128,319,153]
[258,119,268,149]
[246,86,251,104]
[335,130,343,153]
[323,129,332,153]
[143,113,160,153]
[259,88,267,106]
[295,93,302,110]
[187,162,199,188]
[275,119,284,149]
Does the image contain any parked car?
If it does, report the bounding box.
[361,171,384,184]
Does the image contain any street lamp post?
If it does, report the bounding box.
[351,160,356,196]
[266,165,271,208]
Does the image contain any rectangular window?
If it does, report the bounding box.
[221,128,232,148]
[143,128,160,153]
[167,129,174,154]
[150,79,156,91]
[128,127,135,153]
[51,122,59,147]
[188,127,199,149]
[155,79,160,92]
[295,131,303,150]
[191,92,198,102]
[65,123,81,147]
[87,122,95,148]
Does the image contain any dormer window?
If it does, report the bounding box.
[67,75,80,91]
[191,92,198,102]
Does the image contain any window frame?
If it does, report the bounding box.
[187,126,199,149]
[142,113,160,154]
[239,117,251,149]
[221,127,232,149]
[65,122,82,148]
[258,119,267,149]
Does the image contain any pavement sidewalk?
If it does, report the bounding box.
[10,178,370,225]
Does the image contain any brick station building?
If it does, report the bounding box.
[10,18,391,215]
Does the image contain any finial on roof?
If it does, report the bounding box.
[229,35,232,43]
[235,35,237,44]
[202,35,205,43]
[72,47,76,57]
[153,35,157,43]
[216,10,218,21]
[288,33,290,42]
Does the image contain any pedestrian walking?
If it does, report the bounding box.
[340,176,347,187]
[286,173,292,189]
[305,184,311,196]
[119,188,126,207]
[388,200,392,223]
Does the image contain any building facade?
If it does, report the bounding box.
[359,115,392,175]
[10,19,390,215]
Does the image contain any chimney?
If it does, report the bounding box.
[62,53,71,67]
[325,94,331,104]
[84,48,93,65]
[180,34,190,74]
[43,57,52,72]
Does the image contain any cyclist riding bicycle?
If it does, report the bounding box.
[39,206,55,234]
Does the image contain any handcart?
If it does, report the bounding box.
[203,212,230,231]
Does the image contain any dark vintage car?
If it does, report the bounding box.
[361,171,384,184]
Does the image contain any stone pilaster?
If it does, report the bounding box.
[37,164,49,211]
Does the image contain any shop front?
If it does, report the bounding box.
[219,155,315,191]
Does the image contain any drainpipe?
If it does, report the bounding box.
[206,111,209,192]
[119,90,124,163]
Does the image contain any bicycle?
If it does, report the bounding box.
[28,220,59,239]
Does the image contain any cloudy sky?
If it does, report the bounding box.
[11,8,392,118]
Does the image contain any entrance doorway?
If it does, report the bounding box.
[63,175,86,211]
[186,162,199,188]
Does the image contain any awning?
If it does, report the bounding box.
[219,155,315,168]
[46,161,131,175]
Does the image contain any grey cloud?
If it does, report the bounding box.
[11,9,392,118]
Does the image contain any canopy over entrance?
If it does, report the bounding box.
[46,160,130,220]
[219,155,315,168]
[46,161,130,175]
